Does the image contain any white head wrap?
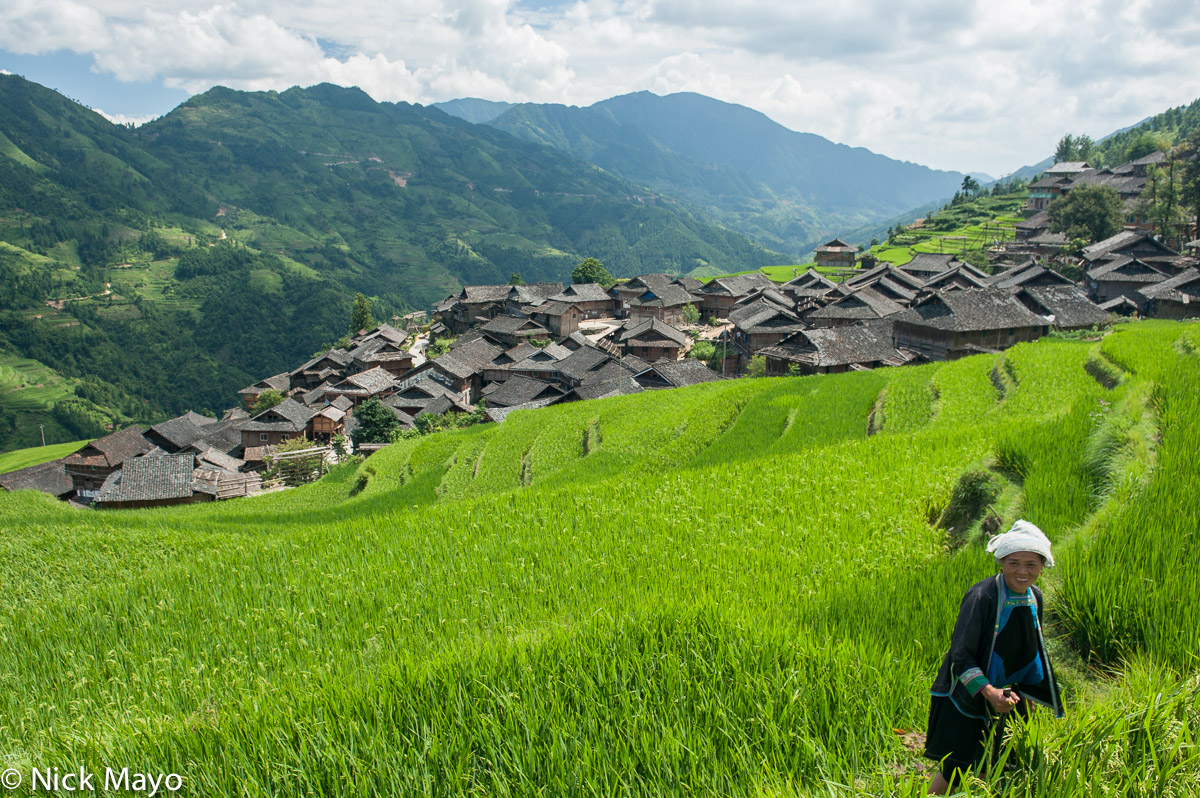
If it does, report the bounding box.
[986,519,1054,566]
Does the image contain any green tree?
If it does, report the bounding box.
[688,340,715,361]
[350,293,375,334]
[961,175,981,196]
[1183,129,1200,240]
[746,355,767,379]
[572,257,615,287]
[509,272,524,285]
[427,336,454,358]
[1054,134,1078,164]
[251,388,285,415]
[1137,156,1187,241]
[350,398,401,447]
[1125,131,1170,163]
[681,303,700,324]
[1048,184,1124,243]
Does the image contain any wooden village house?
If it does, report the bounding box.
[891,288,1049,360]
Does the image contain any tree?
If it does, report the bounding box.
[1137,156,1187,241]
[688,340,715,361]
[1054,133,1095,165]
[1048,184,1123,243]
[1125,131,1170,163]
[350,398,402,447]
[961,175,981,196]
[251,388,285,415]
[350,293,375,335]
[427,335,454,358]
[1053,134,1077,164]
[509,272,524,285]
[746,355,767,379]
[681,303,700,324]
[572,257,614,287]
[1182,129,1200,241]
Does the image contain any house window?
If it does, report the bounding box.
[259,433,268,441]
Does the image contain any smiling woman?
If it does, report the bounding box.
[925,520,1063,795]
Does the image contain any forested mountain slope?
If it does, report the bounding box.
[0,75,777,449]
[480,91,972,256]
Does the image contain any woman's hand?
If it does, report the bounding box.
[982,684,1020,715]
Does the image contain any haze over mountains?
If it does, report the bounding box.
[435,92,980,256]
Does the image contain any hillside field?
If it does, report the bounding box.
[2,320,1199,796]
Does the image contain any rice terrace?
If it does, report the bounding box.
[0,319,1197,796]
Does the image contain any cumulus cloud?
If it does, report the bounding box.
[2,0,1200,174]
[92,108,158,126]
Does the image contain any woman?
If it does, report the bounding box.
[925,520,1064,795]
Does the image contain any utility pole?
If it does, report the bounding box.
[40,424,46,446]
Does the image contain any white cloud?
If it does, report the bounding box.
[2,0,1200,174]
[92,108,158,126]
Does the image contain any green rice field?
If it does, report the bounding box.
[0,439,88,473]
[1,320,1198,796]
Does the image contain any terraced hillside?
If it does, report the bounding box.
[2,320,1199,796]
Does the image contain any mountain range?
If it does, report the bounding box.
[1,75,784,449]
[435,91,979,256]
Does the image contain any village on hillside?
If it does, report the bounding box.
[5,152,1199,510]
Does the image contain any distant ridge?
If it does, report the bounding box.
[431,98,515,124]
[454,90,973,257]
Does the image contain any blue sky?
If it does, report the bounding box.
[3,0,1200,175]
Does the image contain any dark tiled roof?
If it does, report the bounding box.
[989,263,1072,290]
[556,347,617,382]
[568,378,644,401]
[627,284,696,308]
[1082,232,1155,261]
[148,415,211,450]
[337,367,398,395]
[848,264,926,291]
[1087,256,1170,283]
[249,398,314,430]
[484,398,559,422]
[481,314,548,336]
[761,321,906,368]
[239,372,291,395]
[816,237,858,253]
[1139,267,1200,302]
[192,420,244,455]
[619,317,690,346]
[0,459,74,496]
[192,446,246,473]
[461,284,512,303]
[898,253,956,275]
[96,454,196,503]
[1018,285,1111,328]
[701,273,775,296]
[921,266,989,291]
[1016,210,1051,231]
[508,282,564,304]
[64,425,152,469]
[549,283,613,303]
[809,287,904,320]
[893,288,1048,332]
[434,338,505,380]
[732,287,794,311]
[483,375,566,408]
[784,269,837,290]
[1099,296,1141,312]
[531,300,575,317]
[1028,176,1068,190]
[1045,161,1090,174]
[635,359,723,388]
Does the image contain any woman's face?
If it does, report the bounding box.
[999,550,1045,593]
